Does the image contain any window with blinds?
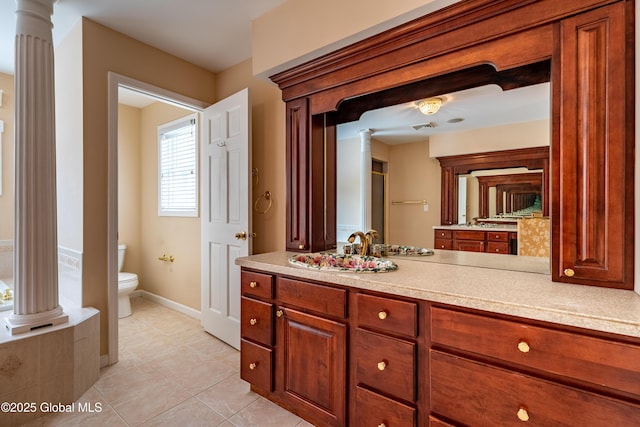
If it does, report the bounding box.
[158,114,198,217]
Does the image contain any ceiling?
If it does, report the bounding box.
[0,0,287,75]
[337,83,550,145]
[1,0,549,145]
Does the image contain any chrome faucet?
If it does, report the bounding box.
[348,229,379,256]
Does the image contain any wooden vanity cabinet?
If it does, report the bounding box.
[435,229,512,254]
[429,305,640,426]
[240,271,275,392]
[275,277,348,426]
[351,293,420,427]
[241,267,640,426]
[434,229,452,250]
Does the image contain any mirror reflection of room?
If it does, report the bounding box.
[336,74,550,263]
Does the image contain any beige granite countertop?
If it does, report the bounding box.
[236,251,640,339]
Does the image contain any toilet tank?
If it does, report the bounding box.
[118,244,127,272]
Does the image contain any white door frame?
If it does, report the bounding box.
[106,72,208,366]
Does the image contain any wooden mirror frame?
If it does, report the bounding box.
[271,0,634,289]
[436,147,549,225]
[478,173,543,218]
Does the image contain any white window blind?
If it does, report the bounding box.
[158,114,198,217]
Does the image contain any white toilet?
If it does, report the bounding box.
[118,244,139,318]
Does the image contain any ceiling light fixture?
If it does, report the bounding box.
[417,97,442,115]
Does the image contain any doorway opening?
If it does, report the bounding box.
[371,159,387,243]
[107,72,208,366]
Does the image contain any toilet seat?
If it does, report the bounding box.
[118,272,138,285]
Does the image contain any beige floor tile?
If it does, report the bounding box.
[139,397,226,427]
[26,297,311,427]
[196,375,259,418]
[24,404,128,427]
[110,380,191,425]
[162,357,238,395]
[227,398,305,427]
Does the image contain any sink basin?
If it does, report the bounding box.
[288,253,397,273]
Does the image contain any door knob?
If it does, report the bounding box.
[235,231,247,240]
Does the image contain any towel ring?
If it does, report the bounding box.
[255,191,272,214]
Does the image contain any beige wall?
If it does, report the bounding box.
[117,104,142,278]
[387,140,441,248]
[139,103,200,309]
[215,59,286,254]
[58,18,217,355]
[0,73,14,240]
[252,0,461,76]
[429,119,550,158]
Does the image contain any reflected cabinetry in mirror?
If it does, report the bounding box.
[271,0,634,290]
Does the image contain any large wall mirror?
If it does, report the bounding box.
[335,62,550,268]
[274,0,633,288]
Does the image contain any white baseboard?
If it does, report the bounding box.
[132,290,201,321]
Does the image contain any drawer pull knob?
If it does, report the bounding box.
[378,310,388,320]
[564,268,575,277]
[377,361,387,371]
[249,281,258,288]
[378,424,387,427]
[298,244,305,249]
[276,310,284,318]
[249,318,257,326]
[518,341,530,353]
[517,407,529,422]
[249,362,257,370]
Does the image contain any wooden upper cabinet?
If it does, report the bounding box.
[285,99,337,252]
[554,2,634,289]
[285,98,309,251]
[272,0,634,289]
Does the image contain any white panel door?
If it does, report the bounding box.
[201,88,250,350]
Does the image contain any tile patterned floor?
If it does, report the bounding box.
[25,297,314,426]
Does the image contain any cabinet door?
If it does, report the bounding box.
[554,2,633,289]
[453,240,485,252]
[285,98,310,251]
[276,307,347,426]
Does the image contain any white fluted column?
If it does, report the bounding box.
[6,0,67,335]
[359,129,374,231]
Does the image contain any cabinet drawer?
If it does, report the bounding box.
[241,270,274,299]
[486,241,510,254]
[434,229,452,239]
[355,386,416,427]
[487,231,509,242]
[453,230,485,240]
[430,350,640,427]
[354,329,416,402]
[431,307,640,396]
[240,339,272,392]
[356,293,417,337]
[278,277,347,318]
[241,297,273,346]
[453,239,485,252]
[434,238,452,250]
[429,416,456,427]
